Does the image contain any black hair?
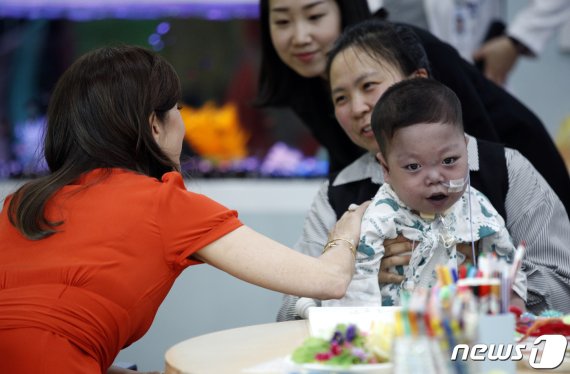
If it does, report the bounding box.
[8,45,181,240]
[326,18,432,80]
[371,78,463,157]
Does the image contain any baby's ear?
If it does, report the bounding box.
[376,152,391,183]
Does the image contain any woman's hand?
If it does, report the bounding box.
[329,201,371,248]
[378,236,412,284]
[378,239,480,284]
[456,241,479,264]
[473,35,520,86]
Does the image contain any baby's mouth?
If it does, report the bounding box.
[428,193,448,201]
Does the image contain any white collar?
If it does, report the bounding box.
[367,0,384,13]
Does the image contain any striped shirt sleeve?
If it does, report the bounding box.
[504,147,570,314]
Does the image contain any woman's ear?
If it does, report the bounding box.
[149,112,161,143]
[412,68,429,78]
[376,151,391,183]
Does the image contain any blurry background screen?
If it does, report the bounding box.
[0,0,328,179]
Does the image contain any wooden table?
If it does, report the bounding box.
[164,320,555,374]
[165,320,309,374]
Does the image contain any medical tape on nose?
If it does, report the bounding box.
[441,174,469,193]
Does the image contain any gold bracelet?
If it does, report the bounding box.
[322,238,356,259]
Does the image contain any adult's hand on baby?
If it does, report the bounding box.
[456,241,479,264]
[378,239,481,284]
[378,236,413,284]
[329,201,371,247]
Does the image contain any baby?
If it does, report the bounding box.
[324,79,526,307]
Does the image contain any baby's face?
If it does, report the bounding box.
[380,122,468,215]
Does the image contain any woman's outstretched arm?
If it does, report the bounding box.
[192,202,370,300]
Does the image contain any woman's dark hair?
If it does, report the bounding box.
[8,45,181,240]
[256,0,371,106]
[326,19,432,80]
[371,78,463,157]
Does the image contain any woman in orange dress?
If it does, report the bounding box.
[0,45,368,374]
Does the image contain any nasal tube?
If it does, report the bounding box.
[441,174,469,193]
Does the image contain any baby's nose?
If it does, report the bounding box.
[425,168,445,185]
